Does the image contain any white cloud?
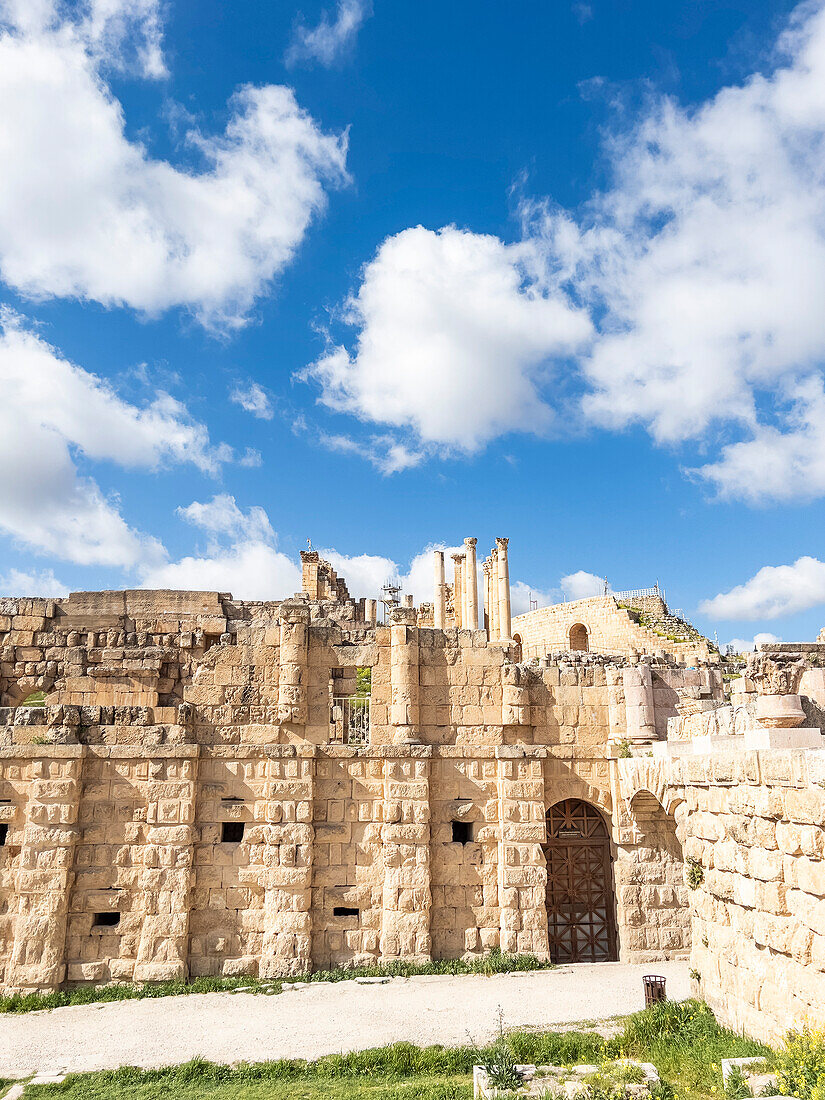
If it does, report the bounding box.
[142,541,303,599]
[301,225,592,455]
[0,3,347,329]
[509,571,605,616]
[0,310,225,567]
[510,581,559,617]
[696,375,825,502]
[318,431,425,474]
[560,569,606,601]
[0,567,68,597]
[286,0,371,67]
[177,494,274,543]
[0,0,165,76]
[142,494,301,598]
[727,632,782,654]
[230,382,274,420]
[699,556,825,620]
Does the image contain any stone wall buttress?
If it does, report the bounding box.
[380,747,432,963]
[6,747,83,990]
[496,748,549,957]
[133,747,199,982]
[257,746,315,978]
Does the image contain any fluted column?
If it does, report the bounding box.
[482,559,492,638]
[451,553,464,630]
[495,537,512,644]
[464,537,478,630]
[488,552,499,640]
[433,551,446,629]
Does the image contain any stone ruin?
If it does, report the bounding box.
[0,537,822,1044]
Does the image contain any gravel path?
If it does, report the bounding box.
[0,961,690,1079]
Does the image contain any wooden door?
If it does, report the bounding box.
[543,799,618,963]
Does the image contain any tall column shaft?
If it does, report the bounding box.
[451,554,464,630]
[464,537,478,631]
[496,537,512,644]
[433,551,446,629]
[482,560,491,639]
[488,552,499,640]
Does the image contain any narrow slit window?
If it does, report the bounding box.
[333,906,359,918]
[452,820,472,844]
[92,912,120,929]
[222,821,245,843]
[0,823,7,846]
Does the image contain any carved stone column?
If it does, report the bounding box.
[451,554,464,630]
[481,559,491,638]
[488,553,500,640]
[433,550,446,629]
[464,537,478,631]
[495,537,512,644]
[390,607,420,744]
[278,601,310,732]
[365,598,377,626]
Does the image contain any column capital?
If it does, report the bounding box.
[464,536,478,549]
[495,536,509,551]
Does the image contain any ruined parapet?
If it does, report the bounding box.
[300,550,351,603]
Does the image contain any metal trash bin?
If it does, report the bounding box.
[643,974,667,1007]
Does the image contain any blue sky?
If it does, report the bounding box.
[2,0,825,650]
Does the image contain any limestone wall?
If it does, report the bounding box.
[619,747,825,1044]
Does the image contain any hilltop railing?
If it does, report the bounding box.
[612,585,662,602]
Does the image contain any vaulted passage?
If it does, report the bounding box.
[543,799,618,963]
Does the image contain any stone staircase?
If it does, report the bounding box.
[618,601,718,656]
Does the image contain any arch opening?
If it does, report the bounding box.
[569,623,589,652]
[543,798,618,963]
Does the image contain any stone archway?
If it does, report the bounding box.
[569,623,589,651]
[543,799,618,963]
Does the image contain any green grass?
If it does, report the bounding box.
[18,1000,773,1100]
[0,950,554,1015]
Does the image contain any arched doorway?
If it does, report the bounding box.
[543,799,618,963]
[569,624,589,651]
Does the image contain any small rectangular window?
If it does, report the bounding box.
[0,823,7,846]
[452,820,472,844]
[333,906,359,918]
[93,912,120,928]
[222,821,245,843]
